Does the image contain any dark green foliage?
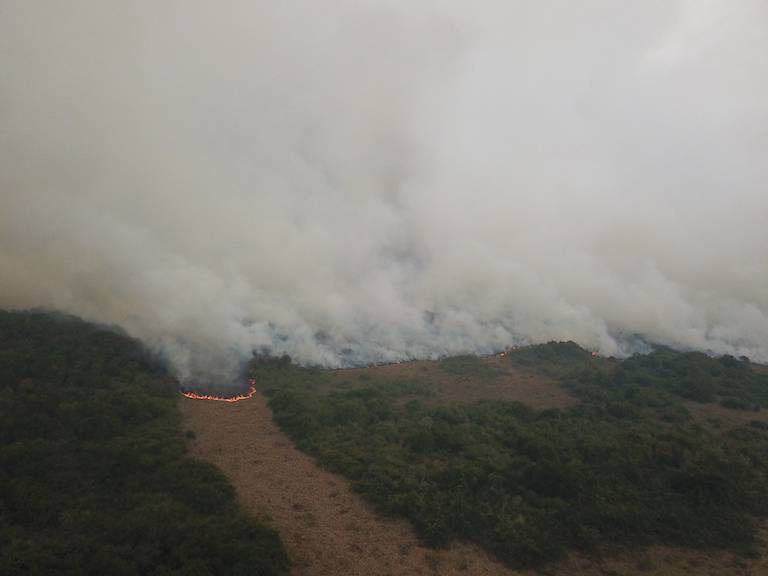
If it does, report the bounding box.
[0,310,288,576]
[255,347,768,570]
[559,347,768,413]
[721,396,751,410]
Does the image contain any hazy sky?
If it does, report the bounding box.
[2,1,767,383]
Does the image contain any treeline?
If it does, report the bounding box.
[252,345,768,570]
[0,310,288,575]
[566,348,767,410]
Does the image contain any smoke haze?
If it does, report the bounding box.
[2,1,767,384]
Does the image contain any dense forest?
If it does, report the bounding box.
[0,310,289,575]
[252,343,768,570]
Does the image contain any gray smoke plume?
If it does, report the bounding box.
[2,1,767,385]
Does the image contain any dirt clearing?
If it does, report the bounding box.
[180,358,768,576]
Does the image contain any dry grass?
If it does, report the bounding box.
[327,355,578,409]
[180,390,519,576]
[180,357,768,576]
[682,399,768,434]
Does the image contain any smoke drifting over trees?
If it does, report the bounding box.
[2,1,767,383]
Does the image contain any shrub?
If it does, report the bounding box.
[721,396,750,410]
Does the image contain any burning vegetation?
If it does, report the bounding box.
[182,380,257,402]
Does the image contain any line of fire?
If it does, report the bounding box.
[181,379,257,402]
[180,348,598,402]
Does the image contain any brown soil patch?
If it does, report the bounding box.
[327,355,577,409]
[683,399,768,433]
[180,357,768,576]
[180,391,521,576]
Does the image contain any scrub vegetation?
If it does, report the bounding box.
[0,310,289,576]
[252,342,768,570]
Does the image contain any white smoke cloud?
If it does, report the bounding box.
[1,0,767,384]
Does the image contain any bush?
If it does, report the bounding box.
[0,310,289,576]
[721,396,751,410]
[256,352,768,570]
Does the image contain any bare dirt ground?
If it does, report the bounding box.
[180,391,520,576]
[180,358,768,576]
[683,399,768,433]
[328,356,578,409]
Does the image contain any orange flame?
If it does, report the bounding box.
[182,379,257,402]
[482,346,517,360]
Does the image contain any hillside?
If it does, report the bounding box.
[6,309,768,575]
[187,344,768,575]
[0,310,288,575]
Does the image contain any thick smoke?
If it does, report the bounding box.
[2,1,767,384]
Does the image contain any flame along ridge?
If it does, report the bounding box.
[182,380,257,402]
[181,348,596,401]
